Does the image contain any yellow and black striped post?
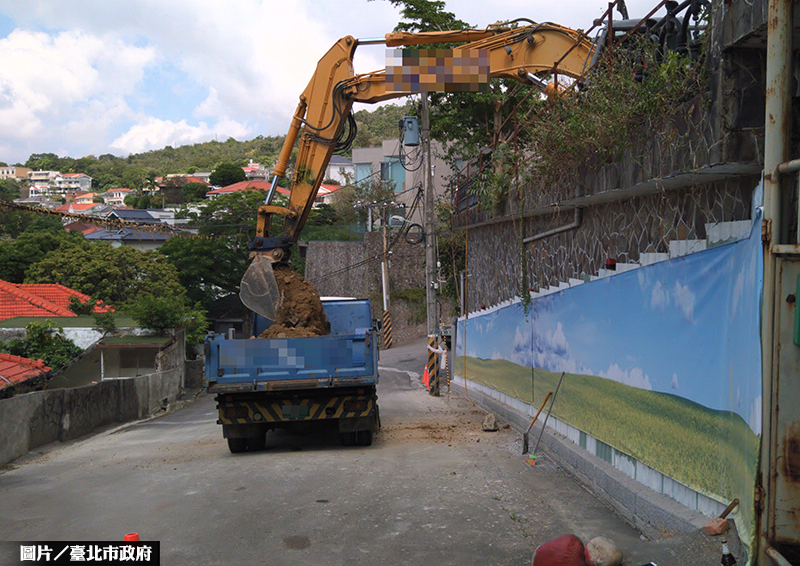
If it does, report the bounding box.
[382,309,393,349]
[443,340,450,391]
[428,335,440,396]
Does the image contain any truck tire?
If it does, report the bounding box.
[247,434,266,452]
[228,437,248,453]
[357,430,373,446]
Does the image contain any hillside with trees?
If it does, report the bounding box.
[8,103,414,193]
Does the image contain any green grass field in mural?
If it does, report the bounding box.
[458,356,759,505]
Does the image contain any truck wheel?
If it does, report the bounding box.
[228,437,248,453]
[247,434,266,451]
[357,430,373,446]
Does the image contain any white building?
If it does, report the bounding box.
[325,155,354,185]
[101,188,131,206]
[53,173,92,192]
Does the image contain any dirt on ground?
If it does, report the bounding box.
[256,264,330,339]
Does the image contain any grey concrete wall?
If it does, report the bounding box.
[306,231,435,343]
[0,366,185,468]
[184,360,205,389]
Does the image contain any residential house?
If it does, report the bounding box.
[54,202,108,216]
[53,173,92,192]
[28,170,59,186]
[101,188,131,207]
[50,334,178,390]
[192,171,212,184]
[206,180,288,199]
[0,166,32,182]
[315,184,342,207]
[64,221,103,236]
[242,160,268,181]
[26,185,52,198]
[352,139,451,226]
[75,192,98,204]
[0,353,51,399]
[0,279,111,323]
[84,227,174,251]
[325,155,354,185]
[105,208,158,224]
[13,196,60,209]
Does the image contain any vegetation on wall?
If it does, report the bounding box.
[0,321,82,372]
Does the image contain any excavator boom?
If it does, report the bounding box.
[240,21,594,319]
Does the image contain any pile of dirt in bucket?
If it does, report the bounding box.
[256,264,330,339]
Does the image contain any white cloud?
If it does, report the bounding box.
[650,280,669,311]
[0,29,155,160]
[671,373,679,390]
[0,0,674,162]
[110,116,250,155]
[600,363,653,390]
[672,280,695,322]
[748,395,762,434]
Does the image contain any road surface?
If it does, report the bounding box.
[0,338,719,565]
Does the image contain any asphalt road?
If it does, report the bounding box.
[0,338,720,565]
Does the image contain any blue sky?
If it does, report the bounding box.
[1,0,664,164]
[456,217,763,433]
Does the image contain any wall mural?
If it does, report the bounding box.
[455,210,762,557]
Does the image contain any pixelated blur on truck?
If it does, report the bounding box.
[204,299,380,453]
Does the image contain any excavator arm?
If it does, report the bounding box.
[240,22,594,319]
[254,22,593,253]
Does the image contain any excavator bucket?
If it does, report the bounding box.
[239,254,282,321]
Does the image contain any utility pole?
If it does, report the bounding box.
[422,95,437,337]
[422,94,440,395]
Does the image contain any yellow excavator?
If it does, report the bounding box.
[239,20,596,319]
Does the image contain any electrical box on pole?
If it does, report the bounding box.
[401,116,420,147]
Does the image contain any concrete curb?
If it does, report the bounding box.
[450,381,710,541]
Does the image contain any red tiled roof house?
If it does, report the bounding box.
[0,279,112,322]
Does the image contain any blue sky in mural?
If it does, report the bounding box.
[457,215,763,433]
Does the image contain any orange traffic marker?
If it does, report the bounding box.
[423,366,429,388]
[124,533,140,542]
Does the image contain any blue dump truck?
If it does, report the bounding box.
[204,298,380,453]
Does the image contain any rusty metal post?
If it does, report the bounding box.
[760,0,793,561]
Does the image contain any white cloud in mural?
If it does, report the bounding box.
[491,351,504,360]
[650,280,669,311]
[600,363,653,390]
[673,280,695,322]
[671,373,679,390]
[732,263,745,314]
[748,395,762,434]
[732,250,757,315]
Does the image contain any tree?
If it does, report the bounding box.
[25,243,186,306]
[209,162,246,187]
[0,321,82,372]
[353,101,417,147]
[158,236,249,310]
[68,295,95,316]
[380,0,469,32]
[126,294,208,350]
[125,293,186,333]
[182,182,209,203]
[0,229,78,283]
